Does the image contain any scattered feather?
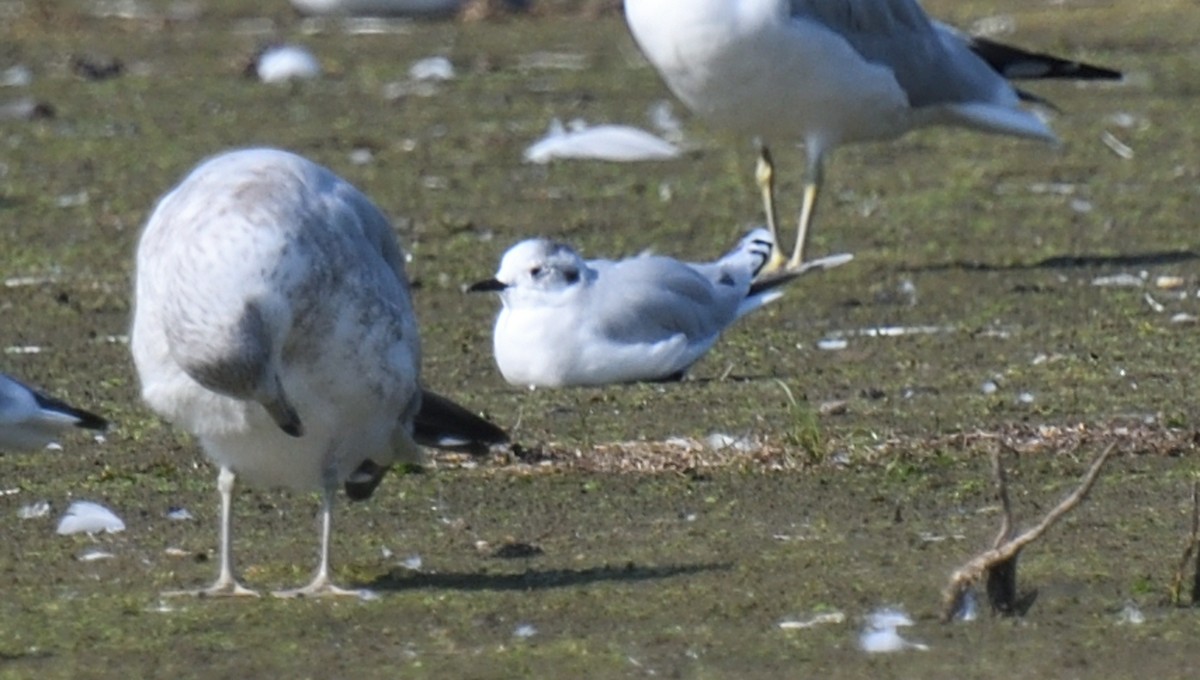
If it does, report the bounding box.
[1070,198,1094,213]
[56,500,126,535]
[78,548,116,562]
[4,346,43,354]
[1100,130,1134,159]
[254,45,321,84]
[409,56,454,81]
[1117,601,1145,625]
[860,626,929,653]
[402,554,423,571]
[18,500,50,519]
[859,607,928,653]
[523,119,680,164]
[165,506,193,521]
[816,338,848,351]
[55,191,89,208]
[513,623,537,638]
[827,325,956,339]
[705,433,754,452]
[1,65,32,87]
[778,611,846,629]
[1091,273,1144,287]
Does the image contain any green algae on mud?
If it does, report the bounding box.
[2,0,1199,677]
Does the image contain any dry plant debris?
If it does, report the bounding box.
[941,443,1118,622]
[1168,480,1200,606]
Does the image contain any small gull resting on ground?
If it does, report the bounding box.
[131,148,505,598]
[624,0,1121,270]
[469,227,850,387]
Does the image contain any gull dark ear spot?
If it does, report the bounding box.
[564,269,580,284]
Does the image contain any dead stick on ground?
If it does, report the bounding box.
[941,443,1118,622]
[1168,480,1200,606]
[991,448,1014,550]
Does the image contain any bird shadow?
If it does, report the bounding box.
[366,560,730,593]
[898,249,1200,273]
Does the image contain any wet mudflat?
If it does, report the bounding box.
[1,0,1198,677]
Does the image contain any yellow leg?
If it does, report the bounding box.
[755,145,787,273]
[787,158,824,270]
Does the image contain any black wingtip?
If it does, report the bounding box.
[414,389,508,456]
[970,36,1122,82]
[32,391,108,432]
[72,409,109,432]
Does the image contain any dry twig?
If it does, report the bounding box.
[1168,480,1200,606]
[941,443,1117,622]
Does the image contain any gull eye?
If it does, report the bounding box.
[529,266,543,278]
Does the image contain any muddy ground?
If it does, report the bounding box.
[1,0,1198,677]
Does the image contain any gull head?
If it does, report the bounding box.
[468,238,591,303]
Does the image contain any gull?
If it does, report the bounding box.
[0,373,107,451]
[131,148,506,598]
[468,228,850,387]
[624,0,1121,271]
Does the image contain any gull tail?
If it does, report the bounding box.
[718,227,775,278]
[344,389,508,502]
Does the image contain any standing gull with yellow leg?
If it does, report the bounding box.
[624,0,1120,271]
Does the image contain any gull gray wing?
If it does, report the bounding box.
[953,30,1121,81]
[788,0,1012,108]
[590,256,735,344]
